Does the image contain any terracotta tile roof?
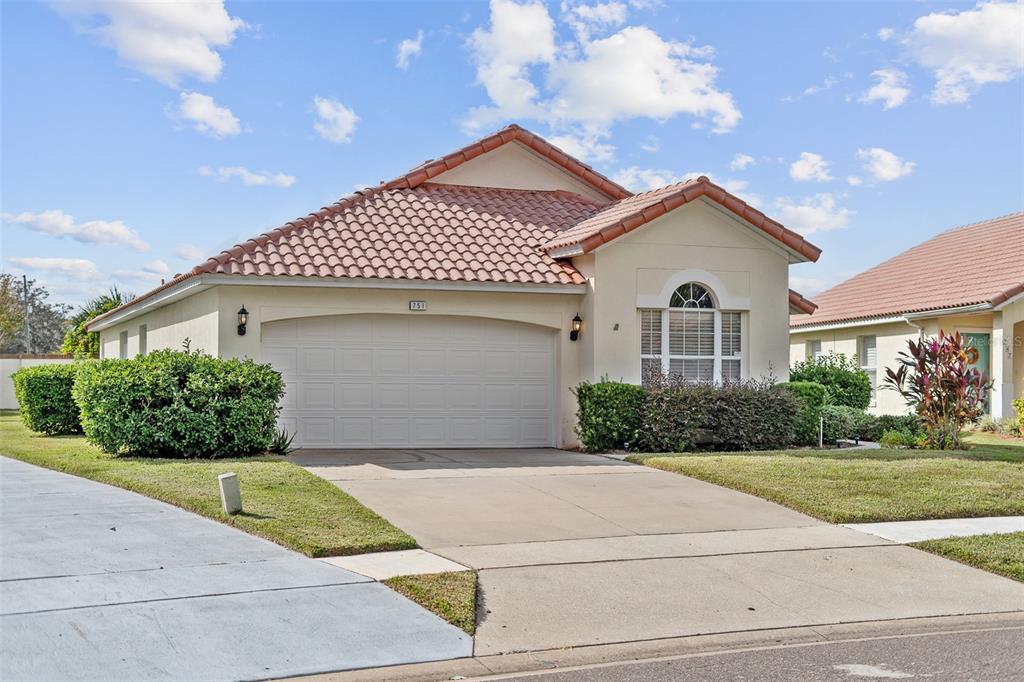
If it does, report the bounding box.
[384,124,632,201]
[791,211,1024,329]
[789,289,818,315]
[192,183,601,285]
[544,176,822,262]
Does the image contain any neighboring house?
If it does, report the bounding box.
[0,354,74,410]
[88,125,821,449]
[790,212,1024,418]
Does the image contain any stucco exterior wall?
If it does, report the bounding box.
[586,199,794,385]
[99,288,220,359]
[430,142,611,203]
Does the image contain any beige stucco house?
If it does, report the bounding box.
[790,212,1024,419]
[89,125,821,448]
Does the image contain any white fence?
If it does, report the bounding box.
[1,355,75,410]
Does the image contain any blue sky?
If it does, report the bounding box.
[2,0,1022,307]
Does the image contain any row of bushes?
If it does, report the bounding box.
[575,375,797,453]
[12,349,284,458]
[575,377,926,453]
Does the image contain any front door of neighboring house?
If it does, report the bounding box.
[962,332,991,412]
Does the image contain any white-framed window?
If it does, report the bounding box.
[138,324,147,357]
[640,282,744,384]
[859,335,877,405]
[808,340,823,361]
[118,331,128,359]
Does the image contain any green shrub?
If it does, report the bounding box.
[1013,398,1024,436]
[11,363,82,435]
[820,405,876,443]
[877,414,923,439]
[880,429,922,448]
[789,352,872,410]
[73,348,284,457]
[780,381,827,445]
[637,374,797,452]
[574,380,644,452]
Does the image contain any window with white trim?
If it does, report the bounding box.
[640,282,744,383]
[859,335,877,405]
[118,331,128,359]
[808,340,822,361]
[138,324,148,357]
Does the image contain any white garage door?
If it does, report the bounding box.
[262,314,556,448]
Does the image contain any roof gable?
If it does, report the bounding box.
[384,124,631,201]
[544,176,822,263]
[791,211,1024,328]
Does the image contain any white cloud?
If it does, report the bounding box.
[789,275,835,297]
[847,175,863,186]
[856,147,916,181]
[176,91,240,137]
[548,129,616,163]
[640,135,660,152]
[860,68,910,110]
[199,165,295,187]
[313,96,359,144]
[877,27,895,41]
[54,1,246,87]
[906,1,1024,104]
[774,194,852,235]
[2,209,149,251]
[464,0,740,157]
[789,152,833,182]
[8,257,102,280]
[562,1,628,42]
[611,167,754,203]
[729,153,755,171]
[114,259,171,282]
[396,30,424,69]
[174,243,206,261]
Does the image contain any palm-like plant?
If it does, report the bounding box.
[61,287,133,358]
[883,331,991,449]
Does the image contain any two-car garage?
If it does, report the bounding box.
[262,314,557,448]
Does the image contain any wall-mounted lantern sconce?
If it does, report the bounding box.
[237,306,249,336]
[569,313,583,342]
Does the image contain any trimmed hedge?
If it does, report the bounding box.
[637,374,797,452]
[789,352,872,410]
[780,381,827,445]
[73,349,284,457]
[11,363,82,435]
[574,380,644,452]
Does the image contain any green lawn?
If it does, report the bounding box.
[630,433,1024,524]
[384,571,478,634]
[913,532,1024,583]
[0,415,416,557]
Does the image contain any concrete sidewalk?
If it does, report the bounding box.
[0,457,471,681]
[845,516,1024,543]
[296,447,1024,657]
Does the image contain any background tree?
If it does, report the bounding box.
[0,273,72,353]
[62,288,133,359]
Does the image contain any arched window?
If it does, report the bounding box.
[640,282,743,384]
[669,282,715,309]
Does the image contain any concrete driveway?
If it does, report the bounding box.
[0,457,471,681]
[294,448,1024,656]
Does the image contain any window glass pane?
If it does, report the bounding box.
[722,359,741,382]
[809,340,822,360]
[860,336,877,367]
[669,311,714,356]
[721,312,741,357]
[669,358,713,382]
[138,325,147,357]
[640,310,661,355]
[866,369,877,404]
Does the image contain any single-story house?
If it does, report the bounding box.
[790,212,1024,419]
[88,124,822,449]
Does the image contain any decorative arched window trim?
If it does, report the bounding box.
[669,282,716,309]
[636,269,750,310]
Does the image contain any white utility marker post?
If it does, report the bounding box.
[218,473,242,515]
[818,414,824,448]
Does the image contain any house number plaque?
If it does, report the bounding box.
[408,300,428,311]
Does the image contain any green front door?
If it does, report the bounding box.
[962,332,991,412]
